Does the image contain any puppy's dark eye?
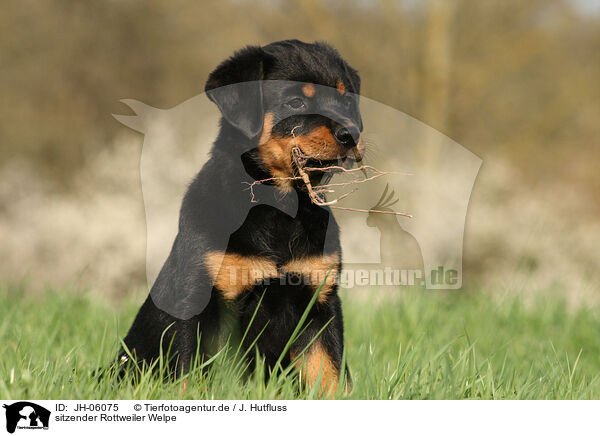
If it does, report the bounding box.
[285,98,305,109]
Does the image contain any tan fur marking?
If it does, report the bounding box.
[294,126,341,160]
[283,253,339,303]
[336,80,346,95]
[258,135,295,192]
[258,112,275,146]
[292,341,339,396]
[258,112,295,192]
[204,251,278,300]
[258,126,346,193]
[302,83,316,98]
[354,136,366,159]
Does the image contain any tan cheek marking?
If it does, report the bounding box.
[258,135,295,192]
[355,136,366,157]
[258,112,275,146]
[204,251,278,300]
[283,253,339,303]
[258,125,344,194]
[292,341,339,396]
[258,112,295,192]
[336,80,345,95]
[295,126,344,160]
[302,83,315,98]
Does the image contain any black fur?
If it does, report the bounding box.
[118,40,362,389]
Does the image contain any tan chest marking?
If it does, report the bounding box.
[282,253,340,303]
[204,251,339,303]
[204,251,278,300]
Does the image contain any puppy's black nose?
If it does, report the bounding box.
[334,126,360,148]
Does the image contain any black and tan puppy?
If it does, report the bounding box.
[119,40,363,393]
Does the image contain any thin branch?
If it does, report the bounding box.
[302,164,410,176]
[330,205,413,217]
[240,137,412,216]
[242,175,303,202]
[318,172,389,188]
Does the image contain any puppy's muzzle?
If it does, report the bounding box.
[334,125,361,149]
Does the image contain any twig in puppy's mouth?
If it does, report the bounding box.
[241,145,412,217]
[291,147,411,216]
[291,147,349,204]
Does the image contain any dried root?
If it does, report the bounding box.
[241,141,412,217]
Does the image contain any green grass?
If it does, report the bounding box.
[1,286,600,399]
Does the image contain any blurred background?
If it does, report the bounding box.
[1,0,598,303]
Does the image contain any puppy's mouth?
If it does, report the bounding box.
[297,147,362,172]
[304,156,348,170]
[291,146,363,190]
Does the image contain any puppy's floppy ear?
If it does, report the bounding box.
[205,46,270,139]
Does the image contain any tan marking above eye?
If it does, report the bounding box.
[302,84,315,98]
[336,80,345,95]
[283,253,340,303]
[204,251,278,300]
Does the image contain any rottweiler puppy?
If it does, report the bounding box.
[119,40,363,394]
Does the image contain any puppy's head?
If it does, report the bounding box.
[205,40,364,191]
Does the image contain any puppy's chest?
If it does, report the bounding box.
[229,204,335,261]
[203,204,341,302]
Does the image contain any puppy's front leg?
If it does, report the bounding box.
[119,295,203,377]
[290,293,350,396]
